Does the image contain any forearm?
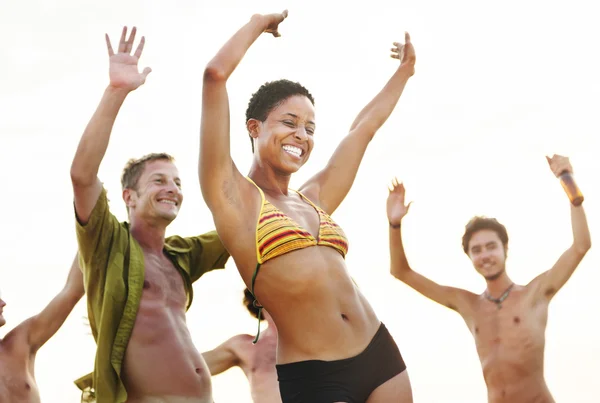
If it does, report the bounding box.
[571,205,591,253]
[27,258,85,350]
[389,223,413,279]
[350,64,414,134]
[70,86,129,185]
[204,15,269,80]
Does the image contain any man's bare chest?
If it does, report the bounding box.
[0,350,39,403]
[142,252,187,307]
[469,297,548,354]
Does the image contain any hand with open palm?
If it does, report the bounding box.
[390,32,416,75]
[387,178,412,226]
[105,26,152,92]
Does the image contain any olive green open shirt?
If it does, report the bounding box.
[74,187,229,402]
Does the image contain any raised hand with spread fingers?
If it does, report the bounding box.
[387,177,412,227]
[105,26,152,92]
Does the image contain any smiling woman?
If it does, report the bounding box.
[245,79,315,155]
[248,89,315,176]
[199,9,416,403]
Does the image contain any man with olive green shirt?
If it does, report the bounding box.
[71,26,229,403]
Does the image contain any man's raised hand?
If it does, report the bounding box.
[106,26,152,91]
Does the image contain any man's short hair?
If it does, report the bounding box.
[462,216,509,254]
[120,153,175,190]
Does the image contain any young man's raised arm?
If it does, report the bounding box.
[530,155,591,301]
[71,27,151,224]
[388,180,475,313]
[26,254,85,351]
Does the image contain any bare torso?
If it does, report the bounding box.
[221,184,381,364]
[0,324,41,403]
[253,249,380,363]
[235,328,281,403]
[122,250,212,403]
[463,285,555,403]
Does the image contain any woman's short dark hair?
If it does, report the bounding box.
[245,79,315,152]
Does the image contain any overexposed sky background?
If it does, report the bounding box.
[1,0,599,401]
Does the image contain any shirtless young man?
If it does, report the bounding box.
[387,155,591,403]
[0,255,84,403]
[202,289,280,403]
[70,27,229,402]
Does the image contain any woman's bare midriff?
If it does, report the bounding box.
[122,256,212,403]
[250,246,381,364]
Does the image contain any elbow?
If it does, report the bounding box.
[70,291,84,305]
[203,64,227,83]
[73,285,86,300]
[65,283,85,302]
[70,166,86,187]
[390,265,410,281]
[574,240,591,256]
[70,167,94,188]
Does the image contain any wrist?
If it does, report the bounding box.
[389,221,401,229]
[397,62,415,77]
[251,13,270,30]
[105,85,131,98]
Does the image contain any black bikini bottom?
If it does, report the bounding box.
[276,322,407,403]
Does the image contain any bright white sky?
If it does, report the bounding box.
[1,0,599,402]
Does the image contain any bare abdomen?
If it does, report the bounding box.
[122,302,212,402]
[482,349,552,403]
[253,247,381,363]
[487,373,554,403]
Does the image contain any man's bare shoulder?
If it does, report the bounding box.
[523,275,550,298]
[449,289,486,325]
[228,334,255,349]
[452,287,481,310]
[0,318,33,352]
[225,334,256,360]
[457,287,480,300]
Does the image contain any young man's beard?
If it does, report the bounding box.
[484,268,506,281]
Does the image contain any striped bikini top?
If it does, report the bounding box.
[247,177,349,343]
[248,178,349,264]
